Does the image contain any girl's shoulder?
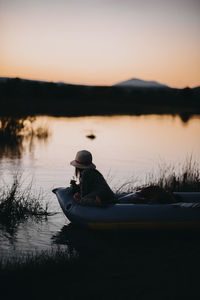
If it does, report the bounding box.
[82,168,101,177]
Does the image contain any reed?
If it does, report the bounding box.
[144,156,200,192]
[0,117,24,140]
[0,248,77,272]
[0,174,51,226]
[33,126,49,139]
[114,156,200,193]
[0,116,50,140]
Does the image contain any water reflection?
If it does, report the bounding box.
[52,223,167,258]
[0,222,18,242]
[52,224,103,256]
[179,113,193,124]
[0,116,50,159]
[0,138,24,159]
[52,223,200,261]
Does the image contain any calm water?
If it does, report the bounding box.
[0,114,200,256]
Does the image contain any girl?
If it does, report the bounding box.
[70,150,115,206]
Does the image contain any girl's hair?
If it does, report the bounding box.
[75,167,83,179]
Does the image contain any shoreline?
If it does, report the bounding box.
[1,228,200,299]
[1,78,200,117]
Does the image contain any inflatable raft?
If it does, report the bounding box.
[53,187,200,230]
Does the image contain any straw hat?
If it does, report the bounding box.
[70,150,96,169]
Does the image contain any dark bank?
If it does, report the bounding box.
[1,226,200,300]
[0,78,200,117]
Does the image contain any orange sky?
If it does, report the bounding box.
[0,0,200,88]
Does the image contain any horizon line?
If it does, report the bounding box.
[0,75,199,89]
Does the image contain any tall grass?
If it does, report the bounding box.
[115,156,200,193]
[0,174,52,227]
[0,116,50,140]
[0,248,76,272]
[0,117,24,141]
[145,156,200,192]
[0,117,50,159]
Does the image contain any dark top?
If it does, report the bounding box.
[76,168,115,206]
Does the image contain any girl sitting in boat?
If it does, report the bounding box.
[70,150,116,206]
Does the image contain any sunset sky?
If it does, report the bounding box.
[0,0,200,88]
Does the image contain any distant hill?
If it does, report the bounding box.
[0,77,90,88]
[0,77,71,86]
[114,78,170,88]
[0,76,199,116]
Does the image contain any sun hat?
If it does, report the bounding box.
[70,150,96,169]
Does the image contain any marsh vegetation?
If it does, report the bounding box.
[0,116,49,140]
[0,116,50,159]
[0,173,53,230]
[115,156,200,193]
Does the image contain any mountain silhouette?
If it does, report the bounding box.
[114,78,169,88]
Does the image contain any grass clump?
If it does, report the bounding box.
[0,116,50,143]
[0,117,24,141]
[145,156,200,192]
[0,117,50,159]
[32,126,49,139]
[0,174,52,226]
[115,156,200,193]
[0,248,76,272]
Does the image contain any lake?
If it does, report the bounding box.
[0,114,200,256]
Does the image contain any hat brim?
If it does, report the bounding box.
[70,160,96,169]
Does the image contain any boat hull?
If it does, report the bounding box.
[53,187,200,230]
